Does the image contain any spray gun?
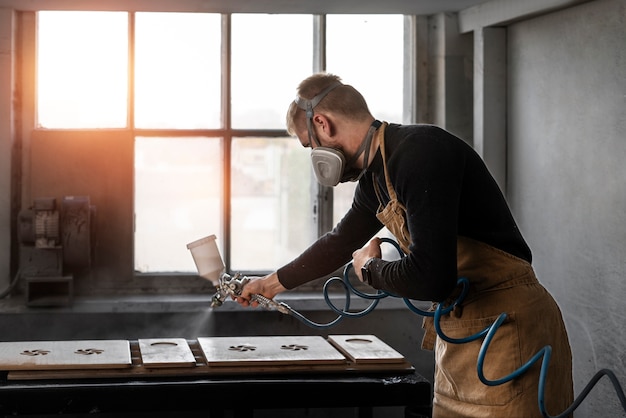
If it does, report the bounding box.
[186,235,293,315]
[187,234,405,330]
[210,271,292,314]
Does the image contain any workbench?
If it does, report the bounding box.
[0,338,433,417]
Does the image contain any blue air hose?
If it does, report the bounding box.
[289,237,626,418]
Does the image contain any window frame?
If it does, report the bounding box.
[19,10,417,294]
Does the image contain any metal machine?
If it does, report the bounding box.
[17,196,94,306]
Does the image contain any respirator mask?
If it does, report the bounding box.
[295,83,381,187]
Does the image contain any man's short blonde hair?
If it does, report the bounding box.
[286,73,373,136]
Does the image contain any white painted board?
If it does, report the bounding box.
[327,335,406,364]
[0,340,132,370]
[138,338,196,368]
[198,335,346,367]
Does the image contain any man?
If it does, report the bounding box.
[236,72,573,417]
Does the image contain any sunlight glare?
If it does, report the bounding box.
[37,11,128,128]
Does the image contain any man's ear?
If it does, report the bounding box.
[313,114,335,137]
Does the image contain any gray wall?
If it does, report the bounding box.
[507,0,626,416]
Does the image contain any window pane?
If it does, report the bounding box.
[334,182,397,260]
[135,13,222,129]
[333,182,357,227]
[231,14,313,129]
[37,11,128,128]
[326,15,404,124]
[134,137,222,273]
[231,137,314,271]
[327,15,404,232]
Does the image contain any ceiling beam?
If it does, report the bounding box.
[0,0,482,15]
[458,0,595,33]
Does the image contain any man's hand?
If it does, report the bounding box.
[352,237,382,282]
[235,271,287,307]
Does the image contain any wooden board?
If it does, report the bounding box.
[327,335,406,364]
[5,339,415,380]
[197,336,346,367]
[138,338,196,368]
[0,340,131,370]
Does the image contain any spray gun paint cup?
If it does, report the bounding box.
[186,235,224,284]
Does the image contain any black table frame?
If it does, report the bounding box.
[0,371,432,417]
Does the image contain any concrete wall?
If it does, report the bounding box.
[507,0,626,416]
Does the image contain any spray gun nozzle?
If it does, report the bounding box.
[210,292,225,308]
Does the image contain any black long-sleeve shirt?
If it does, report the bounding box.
[277,124,531,302]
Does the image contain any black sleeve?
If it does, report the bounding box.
[366,129,462,302]
[277,178,384,289]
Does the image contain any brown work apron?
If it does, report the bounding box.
[373,130,574,417]
[424,237,574,417]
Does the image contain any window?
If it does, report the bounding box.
[35,11,406,287]
[231,14,314,129]
[134,13,222,130]
[134,136,222,273]
[37,12,128,128]
[325,15,404,229]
